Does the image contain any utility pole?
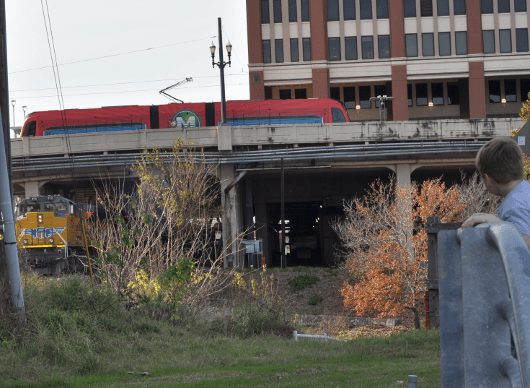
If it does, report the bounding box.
[0,0,26,325]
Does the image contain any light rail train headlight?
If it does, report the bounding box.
[49,238,54,244]
[38,214,43,223]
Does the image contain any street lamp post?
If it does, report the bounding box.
[369,95,395,122]
[22,105,27,119]
[210,17,232,124]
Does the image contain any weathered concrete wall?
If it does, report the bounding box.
[11,118,520,158]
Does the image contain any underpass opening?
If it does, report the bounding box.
[266,201,325,267]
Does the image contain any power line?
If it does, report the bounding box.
[9,73,249,92]
[8,36,215,75]
[10,83,248,99]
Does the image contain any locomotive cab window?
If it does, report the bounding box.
[18,203,39,217]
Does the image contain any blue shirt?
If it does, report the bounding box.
[497,180,530,236]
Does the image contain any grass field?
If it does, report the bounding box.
[0,275,441,388]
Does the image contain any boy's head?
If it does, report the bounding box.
[476,138,524,184]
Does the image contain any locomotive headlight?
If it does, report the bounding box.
[23,239,28,245]
[49,238,54,244]
[38,214,43,223]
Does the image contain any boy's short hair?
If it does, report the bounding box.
[476,138,524,183]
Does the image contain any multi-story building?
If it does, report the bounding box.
[246,0,530,121]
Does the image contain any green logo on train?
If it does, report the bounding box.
[169,110,201,128]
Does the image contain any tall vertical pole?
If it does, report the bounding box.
[0,107,25,324]
[0,0,25,325]
[0,0,12,202]
[281,158,285,268]
[218,17,227,124]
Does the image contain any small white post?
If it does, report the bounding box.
[408,375,417,388]
[293,330,298,341]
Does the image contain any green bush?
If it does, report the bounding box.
[288,274,320,292]
[308,295,323,305]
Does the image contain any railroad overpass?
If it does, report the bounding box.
[11,118,521,267]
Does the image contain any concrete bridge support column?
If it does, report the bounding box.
[219,164,244,268]
[22,181,44,198]
[392,163,413,187]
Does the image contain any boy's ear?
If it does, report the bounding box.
[483,173,494,186]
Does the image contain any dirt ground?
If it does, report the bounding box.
[227,267,417,336]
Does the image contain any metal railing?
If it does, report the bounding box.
[292,330,347,342]
[438,222,530,387]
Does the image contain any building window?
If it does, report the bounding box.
[359,85,371,108]
[498,0,510,13]
[345,37,358,60]
[376,0,389,18]
[344,0,356,19]
[447,82,459,105]
[295,88,307,99]
[330,87,341,100]
[420,0,433,17]
[489,80,501,103]
[303,38,311,61]
[362,36,374,59]
[328,0,339,21]
[483,30,495,53]
[329,37,341,61]
[516,28,529,52]
[505,79,517,102]
[406,34,418,57]
[432,82,444,105]
[515,0,527,12]
[261,0,270,23]
[500,29,512,53]
[404,0,416,17]
[455,31,468,55]
[280,89,292,99]
[263,40,271,63]
[275,39,284,63]
[273,0,282,22]
[374,85,386,107]
[360,0,373,19]
[438,0,450,15]
[521,79,530,102]
[289,0,297,22]
[454,0,466,15]
[439,32,451,55]
[290,38,299,62]
[301,0,310,21]
[378,35,390,58]
[408,84,413,106]
[481,0,493,13]
[416,83,428,106]
[422,33,435,56]
[344,86,356,108]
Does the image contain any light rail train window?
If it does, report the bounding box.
[332,108,347,122]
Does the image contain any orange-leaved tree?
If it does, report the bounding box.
[333,175,500,329]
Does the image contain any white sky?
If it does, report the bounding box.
[5,0,250,136]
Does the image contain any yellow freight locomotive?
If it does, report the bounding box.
[16,195,91,274]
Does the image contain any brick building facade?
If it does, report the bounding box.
[246,0,530,121]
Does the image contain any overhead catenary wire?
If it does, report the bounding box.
[10,83,248,100]
[8,36,216,75]
[10,73,249,93]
